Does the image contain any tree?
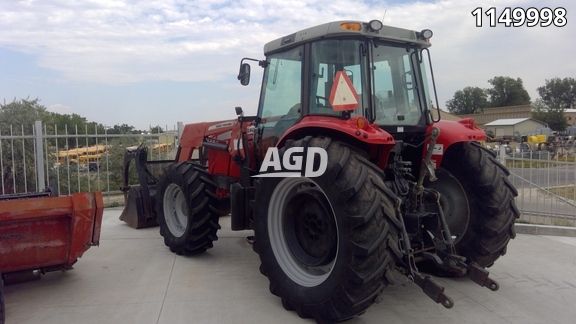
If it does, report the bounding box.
[149,125,164,134]
[537,77,576,109]
[487,76,531,107]
[446,86,489,114]
[532,99,567,131]
[107,123,142,135]
[0,98,144,194]
[0,99,48,194]
[0,98,101,147]
[0,98,47,127]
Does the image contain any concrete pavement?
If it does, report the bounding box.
[4,208,576,324]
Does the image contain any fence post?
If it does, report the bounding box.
[177,121,184,148]
[499,145,506,164]
[34,120,46,192]
[177,121,184,140]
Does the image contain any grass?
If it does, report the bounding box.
[505,155,576,168]
[505,159,552,168]
[103,193,125,208]
[106,201,122,208]
[548,185,576,201]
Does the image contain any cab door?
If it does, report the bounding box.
[256,46,304,153]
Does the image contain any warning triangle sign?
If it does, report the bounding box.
[329,71,360,111]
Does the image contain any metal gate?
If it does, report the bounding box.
[500,147,576,225]
[0,121,181,196]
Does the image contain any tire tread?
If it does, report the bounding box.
[157,162,220,256]
[254,136,401,322]
[443,142,519,267]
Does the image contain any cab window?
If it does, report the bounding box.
[372,45,422,126]
[309,39,368,117]
[258,46,303,146]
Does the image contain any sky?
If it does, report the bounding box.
[0,0,574,129]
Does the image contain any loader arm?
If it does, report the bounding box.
[119,145,173,228]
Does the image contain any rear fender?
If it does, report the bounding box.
[277,116,396,168]
[429,118,486,167]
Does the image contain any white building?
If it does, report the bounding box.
[484,118,549,138]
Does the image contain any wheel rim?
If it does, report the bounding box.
[268,177,338,287]
[163,183,189,238]
[427,169,470,244]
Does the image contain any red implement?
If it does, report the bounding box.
[0,192,104,274]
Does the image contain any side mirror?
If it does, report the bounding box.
[235,106,244,116]
[238,63,251,86]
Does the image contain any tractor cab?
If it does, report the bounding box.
[239,20,438,153]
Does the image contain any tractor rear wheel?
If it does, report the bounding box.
[254,137,401,322]
[442,142,519,268]
[156,162,220,255]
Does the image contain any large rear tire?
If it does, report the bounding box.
[156,162,220,255]
[254,137,401,322]
[442,142,519,267]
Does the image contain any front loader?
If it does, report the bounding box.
[121,20,519,322]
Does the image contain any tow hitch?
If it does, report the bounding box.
[392,127,500,308]
[468,262,499,291]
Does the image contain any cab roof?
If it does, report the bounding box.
[264,20,431,55]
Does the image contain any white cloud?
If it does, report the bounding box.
[0,0,574,106]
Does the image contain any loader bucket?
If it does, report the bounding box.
[119,185,158,229]
[119,145,173,229]
[0,192,103,274]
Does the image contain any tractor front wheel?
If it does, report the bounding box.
[156,162,220,255]
[254,137,401,322]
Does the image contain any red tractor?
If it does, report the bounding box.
[121,20,518,322]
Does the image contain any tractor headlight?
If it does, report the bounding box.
[368,20,383,32]
[420,29,433,40]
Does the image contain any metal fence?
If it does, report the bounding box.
[2,122,575,220]
[0,121,180,196]
[491,143,576,220]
